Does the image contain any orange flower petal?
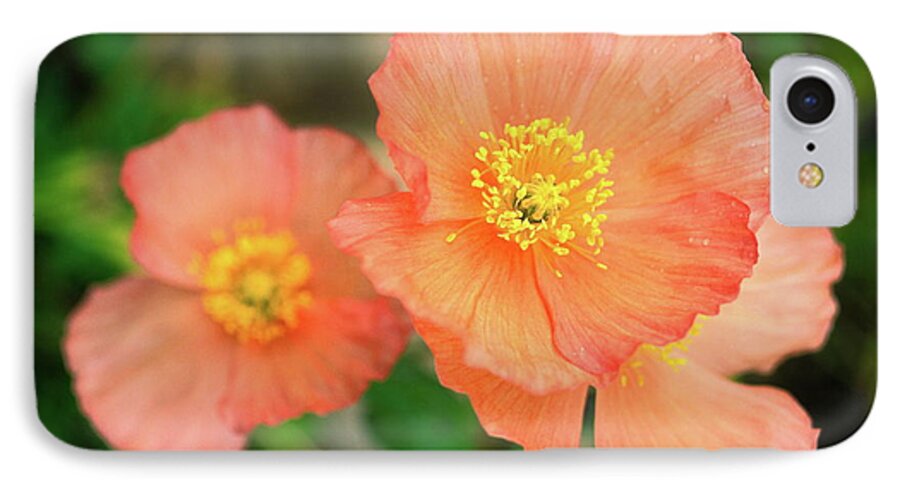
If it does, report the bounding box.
[370,35,496,222]
[64,278,244,450]
[329,193,593,393]
[417,321,588,450]
[537,193,758,376]
[583,34,770,229]
[290,127,396,298]
[218,298,408,432]
[687,217,844,375]
[371,34,768,228]
[594,352,819,449]
[122,105,296,289]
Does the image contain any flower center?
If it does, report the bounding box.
[446,117,615,277]
[196,222,312,344]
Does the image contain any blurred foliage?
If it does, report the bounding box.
[35,34,876,450]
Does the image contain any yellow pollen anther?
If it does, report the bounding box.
[194,222,313,344]
[617,316,707,388]
[447,117,614,275]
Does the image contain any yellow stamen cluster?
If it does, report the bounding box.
[617,317,706,388]
[195,221,312,344]
[447,118,614,276]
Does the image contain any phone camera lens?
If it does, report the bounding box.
[803,94,819,108]
[788,77,835,124]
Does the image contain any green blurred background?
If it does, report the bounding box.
[34,34,876,449]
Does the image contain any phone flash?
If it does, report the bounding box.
[799,162,824,188]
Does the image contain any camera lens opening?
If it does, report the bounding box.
[788,77,835,125]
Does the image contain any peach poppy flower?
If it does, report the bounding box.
[329,33,769,393]
[417,218,843,449]
[64,106,409,450]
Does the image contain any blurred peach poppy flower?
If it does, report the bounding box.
[65,106,409,449]
[330,33,769,393]
[418,218,843,449]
